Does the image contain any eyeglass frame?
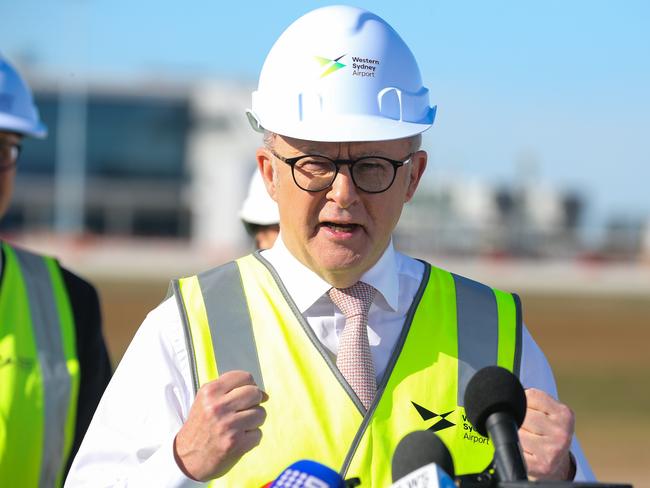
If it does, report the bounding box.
[269,149,413,194]
[0,141,22,171]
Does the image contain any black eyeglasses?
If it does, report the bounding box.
[270,150,412,194]
[0,142,21,171]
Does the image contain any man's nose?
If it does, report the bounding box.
[327,164,360,209]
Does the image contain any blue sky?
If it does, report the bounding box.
[2,0,649,230]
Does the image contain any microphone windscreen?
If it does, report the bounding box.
[463,366,527,437]
[269,460,344,487]
[391,430,455,482]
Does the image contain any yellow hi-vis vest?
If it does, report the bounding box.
[173,254,522,487]
[0,242,80,487]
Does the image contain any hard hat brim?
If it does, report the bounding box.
[0,113,47,138]
[246,108,436,143]
[239,212,280,226]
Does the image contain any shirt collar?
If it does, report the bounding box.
[261,233,400,313]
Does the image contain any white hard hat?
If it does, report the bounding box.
[239,170,280,226]
[0,55,47,138]
[247,5,436,142]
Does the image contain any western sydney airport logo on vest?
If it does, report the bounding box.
[314,54,380,78]
[412,401,490,445]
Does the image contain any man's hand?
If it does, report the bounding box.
[173,370,268,481]
[519,388,575,480]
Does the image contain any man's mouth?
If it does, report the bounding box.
[321,222,361,232]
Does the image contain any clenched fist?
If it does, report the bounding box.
[519,388,575,480]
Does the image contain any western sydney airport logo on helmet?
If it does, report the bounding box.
[314,54,380,78]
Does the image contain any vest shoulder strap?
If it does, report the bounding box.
[450,271,522,405]
[173,258,264,395]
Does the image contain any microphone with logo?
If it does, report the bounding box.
[390,430,457,488]
[260,460,348,488]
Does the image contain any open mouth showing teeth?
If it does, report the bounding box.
[323,222,358,232]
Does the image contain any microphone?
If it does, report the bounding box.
[263,460,345,487]
[391,430,456,488]
[463,366,528,482]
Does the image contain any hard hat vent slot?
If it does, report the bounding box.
[378,87,402,121]
[297,92,323,122]
[352,12,380,34]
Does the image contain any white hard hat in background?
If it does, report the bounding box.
[239,170,280,226]
[247,5,436,142]
[0,55,47,138]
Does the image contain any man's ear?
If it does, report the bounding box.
[256,147,277,202]
[404,150,427,202]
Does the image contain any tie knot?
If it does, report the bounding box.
[328,281,376,319]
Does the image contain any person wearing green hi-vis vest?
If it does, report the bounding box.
[69,6,595,487]
[0,54,112,487]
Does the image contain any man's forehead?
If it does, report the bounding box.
[0,130,22,143]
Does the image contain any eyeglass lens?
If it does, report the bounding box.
[0,143,20,168]
[293,156,397,193]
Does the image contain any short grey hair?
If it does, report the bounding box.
[408,134,422,153]
[263,130,276,149]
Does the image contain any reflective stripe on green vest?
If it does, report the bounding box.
[0,242,80,487]
[173,253,521,487]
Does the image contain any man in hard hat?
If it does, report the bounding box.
[239,170,280,250]
[0,55,111,487]
[68,6,594,486]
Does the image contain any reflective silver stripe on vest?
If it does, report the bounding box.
[173,280,201,395]
[14,248,70,488]
[453,273,499,406]
[196,262,265,390]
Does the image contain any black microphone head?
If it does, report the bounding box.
[391,430,455,482]
[463,366,527,437]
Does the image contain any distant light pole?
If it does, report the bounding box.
[54,0,88,235]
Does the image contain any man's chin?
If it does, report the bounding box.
[312,249,374,285]
[318,242,364,265]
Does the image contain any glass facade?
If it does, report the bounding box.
[4,89,192,237]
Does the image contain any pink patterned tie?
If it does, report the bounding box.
[328,282,377,410]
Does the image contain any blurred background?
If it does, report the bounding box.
[1,0,648,485]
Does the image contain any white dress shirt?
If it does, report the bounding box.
[66,236,595,486]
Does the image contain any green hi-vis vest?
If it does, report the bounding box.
[173,253,522,487]
[0,242,80,487]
